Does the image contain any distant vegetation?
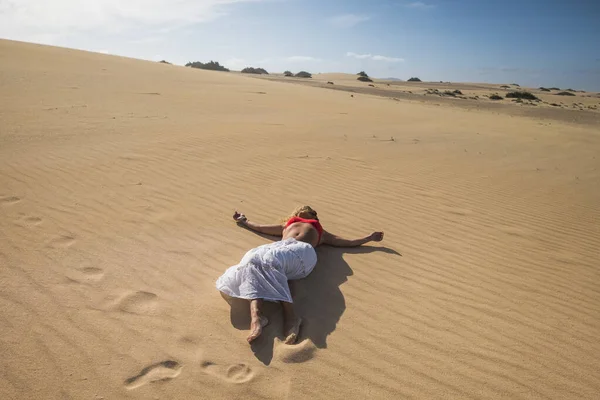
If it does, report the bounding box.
[443,90,463,97]
[489,94,503,100]
[566,88,576,92]
[295,71,312,78]
[500,85,511,89]
[549,87,561,90]
[505,91,539,101]
[556,91,576,96]
[283,70,293,77]
[241,67,268,75]
[511,83,520,87]
[539,87,551,92]
[185,61,229,72]
[407,77,422,82]
[357,71,373,82]
[158,60,171,64]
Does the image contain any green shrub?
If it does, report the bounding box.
[357,71,369,77]
[539,87,551,92]
[185,61,229,72]
[489,94,503,100]
[555,91,576,96]
[241,67,268,74]
[283,71,293,77]
[407,77,422,82]
[505,91,539,101]
[295,71,312,78]
[357,76,373,82]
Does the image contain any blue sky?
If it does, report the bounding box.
[1,0,599,90]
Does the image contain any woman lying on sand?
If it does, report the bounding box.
[216,206,384,344]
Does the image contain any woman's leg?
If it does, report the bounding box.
[281,301,302,344]
[247,299,268,343]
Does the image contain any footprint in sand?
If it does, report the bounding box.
[66,267,105,284]
[124,360,182,389]
[201,361,254,384]
[115,291,159,315]
[47,235,76,249]
[0,195,21,205]
[274,339,317,364]
[21,215,43,226]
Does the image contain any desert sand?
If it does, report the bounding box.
[1,39,599,399]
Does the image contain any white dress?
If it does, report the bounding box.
[216,238,317,303]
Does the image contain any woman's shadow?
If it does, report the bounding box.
[224,229,401,365]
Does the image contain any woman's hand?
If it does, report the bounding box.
[369,231,384,242]
[233,211,247,224]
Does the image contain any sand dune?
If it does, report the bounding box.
[1,39,600,399]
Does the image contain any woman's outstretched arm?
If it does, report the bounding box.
[321,230,384,247]
[233,211,284,236]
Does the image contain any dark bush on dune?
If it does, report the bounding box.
[357,71,369,78]
[295,71,312,78]
[185,61,229,72]
[283,70,293,77]
[357,76,373,82]
[511,83,520,87]
[489,94,503,100]
[441,90,463,97]
[158,60,171,64]
[549,87,560,90]
[505,91,539,101]
[566,88,576,92]
[539,87,551,92]
[241,67,268,74]
[500,85,511,89]
[556,91,576,96]
[407,77,422,82]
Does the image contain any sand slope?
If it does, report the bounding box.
[1,39,600,399]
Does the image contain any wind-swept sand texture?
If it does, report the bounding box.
[1,39,599,399]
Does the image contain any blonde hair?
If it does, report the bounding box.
[281,205,318,223]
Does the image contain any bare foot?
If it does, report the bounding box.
[247,316,268,343]
[284,316,302,344]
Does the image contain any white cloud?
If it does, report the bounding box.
[0,0,263,45]
[371,55,404,62]
[286,56,320,62]
[346,52,372,60]
[405,2,435,9]
[346,52,404,63]
[328,14,370,28]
